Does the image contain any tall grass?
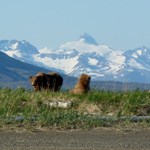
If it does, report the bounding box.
[0,88,150,129]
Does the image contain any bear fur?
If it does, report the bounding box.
[70,73,91,94]
[29,72,63,92]
[47,72,63,92]
[29,72,47,91]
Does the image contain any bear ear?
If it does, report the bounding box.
[89,76,91,80]
[29,76,33,79]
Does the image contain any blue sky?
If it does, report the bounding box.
[0,0,150,50]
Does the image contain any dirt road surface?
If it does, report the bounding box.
[0,128,150,150]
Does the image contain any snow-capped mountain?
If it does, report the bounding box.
[0,40,41,66]
[1,33,150,83]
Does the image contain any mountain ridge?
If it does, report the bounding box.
[0,51,76,89]
[1,34,150,83]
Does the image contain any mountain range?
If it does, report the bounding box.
[1,33,150,84]
[0,50,76,89]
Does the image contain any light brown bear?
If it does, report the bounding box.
[70,73,91,94]
[29,72,63,92]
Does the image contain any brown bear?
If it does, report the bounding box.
[29,72,63,92]
[70,73,91,94]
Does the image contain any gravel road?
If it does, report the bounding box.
[0,128,150,150]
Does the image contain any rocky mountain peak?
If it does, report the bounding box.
[79,32,98,45]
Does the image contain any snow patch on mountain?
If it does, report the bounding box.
[88,58,98,65]
[34,47,80,74]
[128,58,146,70]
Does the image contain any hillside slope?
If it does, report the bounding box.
[0,51,76,89]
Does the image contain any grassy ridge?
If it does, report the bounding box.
[0,88,150,129]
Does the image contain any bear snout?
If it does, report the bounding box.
[31,82,35,86]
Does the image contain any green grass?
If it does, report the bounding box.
[0,88,150,129]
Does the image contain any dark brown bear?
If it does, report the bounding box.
[29,72,63,92]
[47,72,63,92]
[70,73,91,94]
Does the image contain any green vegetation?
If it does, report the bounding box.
[0,88,150,129]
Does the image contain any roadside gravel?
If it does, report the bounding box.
[0,128,150,150]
